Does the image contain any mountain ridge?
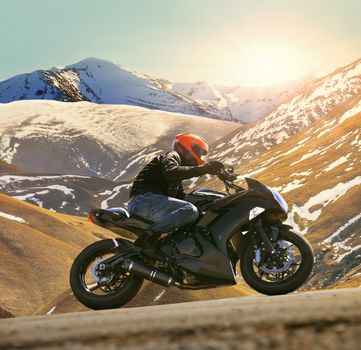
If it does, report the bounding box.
[0,58,233,121]
[209,57,361,164]
[0,57,314,123]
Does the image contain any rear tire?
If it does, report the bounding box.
[70,239,143,310]
[240,229,314,295]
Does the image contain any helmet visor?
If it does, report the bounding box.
[192,142,208,156]
[192,142,208,165]
[200,154,208,163]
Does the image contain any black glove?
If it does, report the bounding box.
[218,172,238,182]
[202,161,224,175]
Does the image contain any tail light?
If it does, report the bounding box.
[87,212,95,224]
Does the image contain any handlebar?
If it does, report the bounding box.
[217,166,244,194]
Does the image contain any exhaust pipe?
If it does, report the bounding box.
[122,259,176,287]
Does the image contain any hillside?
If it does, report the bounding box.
[200,92,361,289]
[0,58,230,120]
[0,194,119,316]
[0,172,133,215]
[0,101,238,213]
[210,57,361,164]
[0,100,238,180]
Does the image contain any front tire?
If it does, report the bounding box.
[70,239,143,310]
[240,229,314,295]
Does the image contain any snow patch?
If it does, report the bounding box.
[338,99,361,124]
[46,306,56,315]
[0,175,90,188]
[323,153,352,172]
[288,176,361,226]
[290,149,322,166]
[279,179,305,194]
[325,212,361,243]
[0,212,27,224]
[153,289,166,303]
[101,184,131,209]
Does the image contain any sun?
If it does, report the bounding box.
[230,43,307,86]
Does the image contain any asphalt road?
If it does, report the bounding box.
[0,288,360,349]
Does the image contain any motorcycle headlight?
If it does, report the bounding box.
[270,188,288,213]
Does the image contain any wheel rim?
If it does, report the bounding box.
[250,236,303,283]
[79,246,130,296]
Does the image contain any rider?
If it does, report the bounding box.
[128,133,224,258]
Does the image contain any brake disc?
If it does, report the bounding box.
[91,258,115,285]
[255,241,295,275]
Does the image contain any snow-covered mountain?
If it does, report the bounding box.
[210,57,361,164]
[200,91,361,289]
[172,81,234,121]
[0,100,238,213]
[173,77,313,123]
[0,58,236,121]
[1,57,314,124]
[0,172,132,215]
[0,101,238,179]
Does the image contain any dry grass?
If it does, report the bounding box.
[0,194,117,316]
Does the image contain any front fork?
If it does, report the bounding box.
[253,220,279,254]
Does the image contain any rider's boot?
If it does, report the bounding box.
[134,229,166,261]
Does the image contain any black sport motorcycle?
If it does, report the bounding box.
[70,167,314,310]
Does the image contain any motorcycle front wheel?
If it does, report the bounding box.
[240,228,314,295]
[70,239,143,310]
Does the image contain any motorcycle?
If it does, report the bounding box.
[70,166,314,310]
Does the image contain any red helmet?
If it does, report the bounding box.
[172,133,209,166]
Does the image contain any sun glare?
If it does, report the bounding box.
[230,43,308,86]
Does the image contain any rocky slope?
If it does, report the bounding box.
[211,57,361,164]
[0,58,230,120]
[200,92,361,289]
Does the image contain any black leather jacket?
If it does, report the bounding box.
[129,151,206,200]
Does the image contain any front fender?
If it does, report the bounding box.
[277,224,294,230]
[228,230,249,262]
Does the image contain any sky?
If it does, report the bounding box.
[1,0,360,86]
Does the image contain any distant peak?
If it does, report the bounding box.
[65,57,121,70]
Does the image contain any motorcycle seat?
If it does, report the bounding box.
[90,207,153,231]
[120,215,153,230]
[104,207,154,229]
[104,207,130,218]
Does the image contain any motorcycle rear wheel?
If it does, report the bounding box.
[240,228,314,295]
[70,239,143,310]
